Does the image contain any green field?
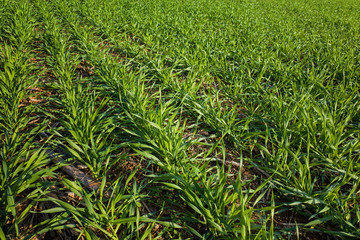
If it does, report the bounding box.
[1,0,359,239]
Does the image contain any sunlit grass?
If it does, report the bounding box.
[1,0,359,239]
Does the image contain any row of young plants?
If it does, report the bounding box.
[44,0,276,238]
[0,0,57,238]
[32,1,167,239]
[1,0,359,239]
[62,0,360,238]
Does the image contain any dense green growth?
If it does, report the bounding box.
[0,0,359,239]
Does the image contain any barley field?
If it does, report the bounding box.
[0,0,359,239]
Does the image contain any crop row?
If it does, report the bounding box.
[0,0,359,239]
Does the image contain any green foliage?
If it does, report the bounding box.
[151,157,275,239]
[1,0,359,238]
[57,85,120,178]
[30,171,172,240]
